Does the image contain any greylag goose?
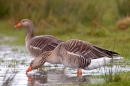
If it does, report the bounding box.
[14,19,62,58]
[26,39,122,75]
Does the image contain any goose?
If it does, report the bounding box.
[26,39,123,76]
[14,19,62,58]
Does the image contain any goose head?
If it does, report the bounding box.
[14,19,33,28]
[14,19,34,43]
[26,52,50,72]
[26,56,46,72]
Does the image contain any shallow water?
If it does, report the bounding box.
[0,35,130,86]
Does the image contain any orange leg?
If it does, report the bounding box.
[77,69,82,76]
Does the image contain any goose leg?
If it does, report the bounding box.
[77,69,82,76]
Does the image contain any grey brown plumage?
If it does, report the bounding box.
[57,39,121,69]
[27,35,62,57]
[26,39,122,72]
[14,19,62,58]
[60,39,119,59]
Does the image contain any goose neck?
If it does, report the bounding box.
[46,51,61,64]
[26,25,34,42]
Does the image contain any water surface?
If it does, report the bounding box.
[0,35,130,86]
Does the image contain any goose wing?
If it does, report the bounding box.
[59,46,91,69]
[27,35,62,57]
[62,39,119,59]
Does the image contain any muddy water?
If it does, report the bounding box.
[0,36,130,86]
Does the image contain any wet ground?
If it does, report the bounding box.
[0,35,130,86]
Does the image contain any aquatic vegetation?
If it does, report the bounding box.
[1,70,18,86]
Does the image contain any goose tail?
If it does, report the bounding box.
[112,56,123,60]
[84,56,123,70]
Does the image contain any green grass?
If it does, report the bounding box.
[87,72,130,86]
[0,20,25,45]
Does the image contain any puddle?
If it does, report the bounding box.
[0,35,130,86]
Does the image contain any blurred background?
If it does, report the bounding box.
[0,0,130,57]
[0,0,130,29]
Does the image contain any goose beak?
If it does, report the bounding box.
[14,23,21,28]
[26,66,32,72]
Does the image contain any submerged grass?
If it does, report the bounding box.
[0,59,27,68]
[85,59,130,86]
[87,72,130,86]
[1,70,18,86]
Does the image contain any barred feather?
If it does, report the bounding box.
[27,35,62,57]
[30,39,122,70]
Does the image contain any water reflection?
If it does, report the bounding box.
[26,70,93,86]
[27,75,47,86]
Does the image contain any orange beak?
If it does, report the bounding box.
[26,66,32,72]
[14,23,21,28]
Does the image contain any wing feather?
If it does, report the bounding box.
[63,39,120,59]
[27,35,62,57]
